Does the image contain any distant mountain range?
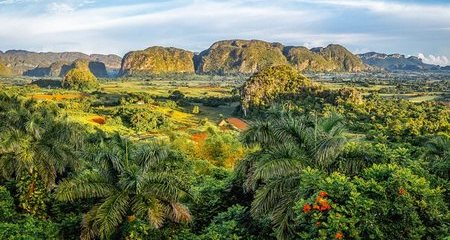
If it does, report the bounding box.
[0,40,449,78]
[0,50,122,77]
[121,40,366,75]
[357,52,444,71]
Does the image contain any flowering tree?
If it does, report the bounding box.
[293,164,449,239]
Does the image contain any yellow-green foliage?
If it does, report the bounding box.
[63,67,97,90]
[313,44,366,72]
[192,105,200,114]
[71,59,90,69]
[173,125,246,168]
[120,46,195,75]
[0,61,12,77]
[284,46,338,72]
[197,40,288,74]
[241,65,318,111]
[197,40,366,74]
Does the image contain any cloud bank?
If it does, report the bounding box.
[418,53,450,67]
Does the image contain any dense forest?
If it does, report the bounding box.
[0,65,449,240]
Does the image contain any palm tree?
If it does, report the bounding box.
[0,94,84,215]
[425,135,450,180]
[237,113,349,239]
[0,94,83,184]
[56,134,192,240]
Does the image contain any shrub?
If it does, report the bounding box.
[0,61,12,77]
[294,164,449,239]
[200,205,254,240]
[192,105,200,114]
[0,216,59,240]
[116,107,172,132]
[63,68,98,90]
[0,186,59,239]
[0,186,15,221]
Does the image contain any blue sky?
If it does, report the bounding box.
[0,0,449,65]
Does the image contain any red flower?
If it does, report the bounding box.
[319,201,331,211]
[318,191,328,197]
[335,232,344,239]
[398,187,406,195]
[303,204,312,213]
[314,196,332,212]
[315,221,321,226]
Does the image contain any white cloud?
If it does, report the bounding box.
[47,2,76,14]
[295,0,450,24]
[274,32,394,48]
[418,53,450,66]
[0,0,38,4]
[0,0,334,54]
[0,0,448,58]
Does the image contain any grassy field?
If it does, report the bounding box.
[1,75,448,141]
[0,78,243,141]
[100,80,236,98]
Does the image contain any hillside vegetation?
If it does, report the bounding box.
[196,40,288,74]
[196,40,367,74]
[284,46,337,72]
[120,46,195,76]
[0,50,121,76]
[240,65,317,112]
[119,40,367,76]
[0,60,12,77]
[4,40,450,77]
[62,59,98,90]
[311,44,366,72]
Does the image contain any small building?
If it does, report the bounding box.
[217,118,248,131]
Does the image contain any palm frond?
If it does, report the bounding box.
[166,202,192,223]
[56,170,116,202]
[81,205,100,240]
[94,192,130,239]
[251,175,301,240]
[141,172,191,201]
[250,174,300,218]
[134,144,170,172]
[241,120,275,147]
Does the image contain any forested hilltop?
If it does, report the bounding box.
[123,40,366,75]
[3,39,450,79]
[0,63,449,239]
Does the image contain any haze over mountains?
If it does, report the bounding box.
[0,50,121,77]
[357,52,442,71]
[0,39,449,78]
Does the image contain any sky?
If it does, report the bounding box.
[0,0,449,66]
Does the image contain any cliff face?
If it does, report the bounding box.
[0,58,13,77]
[284,46,338,72]
[119,46,195,76]
[0,40,371,78]
[195,40,288,74]
[88,61,108,78]
[68,59,108,78]
[195,40,366,74]
[89,54,122,70]
[48,61,72,77]
[0,50,121,76]
[310,44,366,72]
